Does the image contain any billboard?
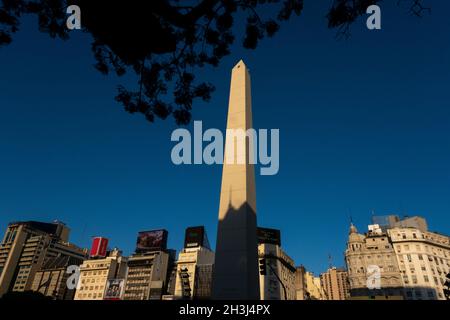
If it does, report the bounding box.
[136,229,168,253]
[103,279,124,300]
[257,227,281,246]
[184,226,210,249]
[90,237,109,258]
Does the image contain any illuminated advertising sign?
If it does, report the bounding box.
[136,229,168,253]
[257,227,281,246]
[184,226,205,248]
[90,237,109,258]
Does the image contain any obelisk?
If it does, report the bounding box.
[212,60,260,300]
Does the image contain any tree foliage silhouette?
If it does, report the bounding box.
[0,0,428,125]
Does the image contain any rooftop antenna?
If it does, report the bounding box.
[328,254,333,269]
[371,209,376,224]
[80,222,88,246]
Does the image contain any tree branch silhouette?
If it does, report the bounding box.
[0,0,429,125]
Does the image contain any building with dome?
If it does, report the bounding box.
[345,222,404,299]
[345,215,450,300]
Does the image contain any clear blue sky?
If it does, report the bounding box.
[0,1,449,275]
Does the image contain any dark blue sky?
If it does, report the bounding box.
[1,1,449,275]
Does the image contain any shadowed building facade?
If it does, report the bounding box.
[212,60,260,299]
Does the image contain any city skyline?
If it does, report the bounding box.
[1,1,450,276]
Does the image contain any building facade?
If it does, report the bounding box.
[258,243,296,300]
[173,226,214,300]
[295,265,307,300]
[0,221,86,297]
[295,266,324,300]
[74,248,127,300]
[123,250,170,300]
[345,216,450,300]
[346,223,404,298]
[174,247,214,299]
[31,255,83,300]
[320,267,350,300]
[388,225,450,300]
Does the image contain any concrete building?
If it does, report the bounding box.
[295,266,324,300]
[123,250,170,300]
[320,267,350,300]
[0,221,86,297]
[74,248,127,300]
[212,60,260,300]
[306,272,324,300]
[174,247,214,299]
[164,262,178,298]
[31,255,83,300]
[345,216,450,300]
[346,223,404,298]
[388,223,450,300]
[258,228,296,300]
[173,226,214,300]
[295,265,308,300]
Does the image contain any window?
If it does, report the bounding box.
[424,275,429,282]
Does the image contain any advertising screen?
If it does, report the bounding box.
[257,227,281,246]
[136,229,168,253]
[184,226,205,248]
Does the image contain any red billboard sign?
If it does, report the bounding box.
[90,237,109,258]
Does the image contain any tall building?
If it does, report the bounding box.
[0,221,86,297]
[31,255,83,300]
[258,227,296,300]
[346,223,404,298]
[295,266,324,300]
[212,60,260,300]
[123,251,170,300]
[308,273,324,300]
[388,220,449,300]
[345,216,450,300]
[123,230,172,300]
[163,261,178,298]
[295,265,308,300]
[320,267,350,300]
[173,226,214,300]
[74,248,127,300]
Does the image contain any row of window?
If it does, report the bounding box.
[80,270,108,276]
[396,243,449,258]
[77,292,103,299]
[78,285,105,291]
[81,277,106,284]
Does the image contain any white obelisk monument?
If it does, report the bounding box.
[212,60,260,300]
